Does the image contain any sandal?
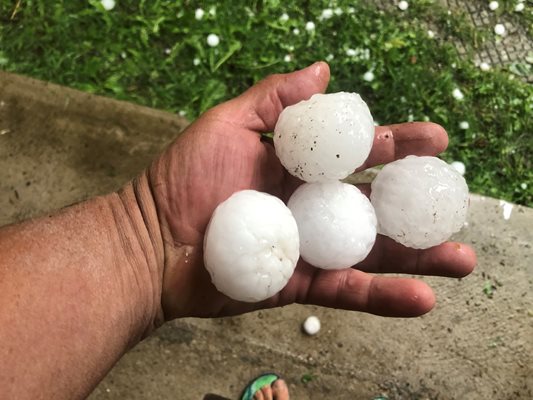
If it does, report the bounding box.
[240,372,281,400]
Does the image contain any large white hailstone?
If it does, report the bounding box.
[370,156,469,249]
[274,92,374,183]
[288,182,377,269]
[204,190,300,302]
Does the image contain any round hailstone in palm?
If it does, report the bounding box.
[274,92,374,183]
[204,190,300,302]
[288,182,377,270]
[370,156,469,249]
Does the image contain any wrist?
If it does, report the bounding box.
[109,171,166,340]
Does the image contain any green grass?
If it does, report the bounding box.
[1,0,531,205]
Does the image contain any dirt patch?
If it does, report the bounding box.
[0,71,187,225]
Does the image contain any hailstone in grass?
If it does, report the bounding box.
[288,182,377,270]
[204,190,300,302]
[274,92,374,182]
[370,156,469,249]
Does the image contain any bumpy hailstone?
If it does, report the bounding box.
[274,92,374,182]
[303,316,321,335]
[288,182,377,270]
[204,190,300,302]
[370,156,469,249]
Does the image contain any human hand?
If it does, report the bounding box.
[146,62,476,321]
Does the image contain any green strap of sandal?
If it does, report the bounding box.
[240,373,280,400]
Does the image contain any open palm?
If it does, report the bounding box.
[148,62,476,320]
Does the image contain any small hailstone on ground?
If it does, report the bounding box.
[459,121,469,130]
[284,54,292,63]
[520,183,528,190]
[489,1,499,11]
[499,200,513,220]
[371,156,469,249]
[206,33,220,47]
[326,54,334,61]
[274,92,374,182]
[398,1,409,11]
[515,3,524,12]
[346,48,357,57]
[363,70,375,82]
[494,24,506,36]
[164,48,171,55]
[451,161,466,176]
[101,0,115,11]
[293,28,300,35]
[288,182,377,270]
[320,9,334,20]
[195,8,204,20]
[452,88,465,101]
[204,190,300,302]
[479,62,490,71]
[305,21,316,31]
[303,316,321,335]
[279,13,289,22]
[193,58,201,66]
[427,30,435,38]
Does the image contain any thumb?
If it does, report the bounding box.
[223,61,330,132]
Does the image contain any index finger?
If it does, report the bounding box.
[355,122,449,172]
